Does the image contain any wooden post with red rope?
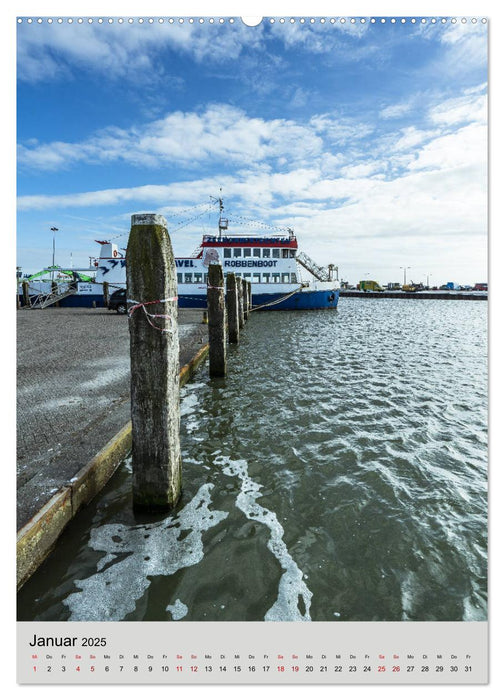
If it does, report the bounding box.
[126,213,181,511]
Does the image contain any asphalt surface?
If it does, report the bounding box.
[17,306,208,530]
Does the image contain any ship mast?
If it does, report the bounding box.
[211,189,228,240]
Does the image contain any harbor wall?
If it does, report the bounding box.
[339,291,487,300]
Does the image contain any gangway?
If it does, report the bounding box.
[26,283,77,309]
[296,251,338,282]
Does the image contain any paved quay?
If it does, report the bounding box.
[17,306,208,531]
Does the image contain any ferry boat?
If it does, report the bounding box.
[18,202,340,311]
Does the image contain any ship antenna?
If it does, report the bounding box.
[211,188,228,240]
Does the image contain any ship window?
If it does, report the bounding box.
[243,273,251,279]
[243,248,251,258]
[204,273,208,284]
[282,273,290,283]
[177,273,183,284]
[252,273,260,283]
[184,273,193,283]
[233,248,241,257]
[253,248,261,257]
[282,249,289,258]
[263,273,270,283]
[291,273,297,283]
[194,273,203,283]
[223,248,231,258]
[272,273,280,283]
[289,250,296,258]
[272,249,280,259]
[262,249,271,258]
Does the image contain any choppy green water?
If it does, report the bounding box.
[18,299,487,622]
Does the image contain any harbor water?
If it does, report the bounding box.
[18,298,487,622]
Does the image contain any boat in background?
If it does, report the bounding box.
[18,200,340,311]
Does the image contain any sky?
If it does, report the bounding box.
[16,14,488,286]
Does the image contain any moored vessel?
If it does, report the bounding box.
[18,199,340,311]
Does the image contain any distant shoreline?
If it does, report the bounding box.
[339,290,487,300]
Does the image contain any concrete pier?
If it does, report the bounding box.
[17,307,208,530]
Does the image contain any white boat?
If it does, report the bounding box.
[18,201,340,311]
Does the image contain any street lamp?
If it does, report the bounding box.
[400,266,411,286]
[50,226,59,280]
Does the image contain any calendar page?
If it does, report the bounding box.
[15,5,489,687]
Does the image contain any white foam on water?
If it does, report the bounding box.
[214,455,312,621]
[180,392,199,417]
[64,484,228,621]
[166,599,189,620]
[400,570,417,620]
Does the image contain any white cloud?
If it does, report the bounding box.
[310,114,374,144]
[17,21,262,84]
[340,162,386,179]
[429,93,487,127]
[408,123,487,173]
[392,126,440,152]
[18,104,326,173]
[379,102,412,120]
[269,18,370,55]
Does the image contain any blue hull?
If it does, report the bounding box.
[179,289,339,310]
[20,289,339,311]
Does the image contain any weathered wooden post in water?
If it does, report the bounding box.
[247,280,252,316]
[226,272,240,344]
[242,277,249,321]
[22,281,30,308]
[207,264,227,377]
[237,276,244,329]
[127,213,181,511]
[103,281,110,308]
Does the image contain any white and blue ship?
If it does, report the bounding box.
[18,207,340,312]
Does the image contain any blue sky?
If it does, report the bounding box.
[16,15,488,286]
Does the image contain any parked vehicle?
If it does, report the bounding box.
[358,280,383,291]
[108,288,127,314]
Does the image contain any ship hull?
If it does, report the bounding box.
[177,288,339,310]
[19,288,340,311]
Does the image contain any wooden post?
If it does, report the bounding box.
[51,281,60,307]
[103,281,110,308]
[247,280,252,315]
[22,281,30,308]
[207,264,227,377]
[237,276,244,329]
[226,273,240,344]
[242,278,249,321]
[126,213,181,511]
